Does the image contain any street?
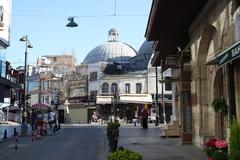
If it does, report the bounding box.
[0,124,208,160]
[0,125,107,160]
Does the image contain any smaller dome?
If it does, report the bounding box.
[137,40,154,55]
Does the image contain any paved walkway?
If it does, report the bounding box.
[117,124,208,160]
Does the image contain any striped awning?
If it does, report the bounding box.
[32,103,52,110]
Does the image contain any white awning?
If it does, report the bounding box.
[120,94,152,104]
[96,94,153,104]
[96,96,113,104]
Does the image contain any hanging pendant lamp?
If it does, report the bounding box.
[66,17,78,27]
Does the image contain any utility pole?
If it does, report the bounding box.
[155,66,159,126]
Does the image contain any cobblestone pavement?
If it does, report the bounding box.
[117,123,208,160]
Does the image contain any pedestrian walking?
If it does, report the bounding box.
[141,105,149,129]
[48,110,55,129]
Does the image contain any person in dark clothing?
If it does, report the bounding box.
[141,105,149,129]
[31,109,37,131]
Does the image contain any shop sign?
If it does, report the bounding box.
[218,41,240,66]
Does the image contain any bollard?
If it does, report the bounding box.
[14,132,18,150]
[14,127,17,136]
[3,129,7,139]
[42,122,47,136]
[31,131,34,142]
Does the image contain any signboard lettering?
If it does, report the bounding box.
[218,41,240,65]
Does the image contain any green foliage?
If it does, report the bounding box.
[229,117,240,160]
[211,98,228,114]
[213,149,228,160]
[205,147,217,157]
[108,148,143,160]
[107,122,120,129]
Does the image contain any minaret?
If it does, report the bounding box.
[108,28,119,42]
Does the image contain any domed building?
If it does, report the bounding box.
[72,28,173,124]
[83,28,137,64]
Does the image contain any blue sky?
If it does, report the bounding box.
[4,0,152,68]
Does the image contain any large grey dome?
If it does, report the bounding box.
[137,40,154,55]
[83,28,137,64]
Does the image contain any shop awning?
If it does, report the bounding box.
[120,94,152,104]
[96,94,153,105]
[96,96,113,105]
[32,103,52,110]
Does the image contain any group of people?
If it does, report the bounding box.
[91,111,103,124]
[90,104,150,128]
[31,109,56,131]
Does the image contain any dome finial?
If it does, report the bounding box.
[108,28,119,42]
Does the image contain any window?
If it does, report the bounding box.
[165,76,172,91]
[111,83,118,93]
[125,83,130,93]
[90,90,97,100]
[42,81,49,90]
[28,81,39,92]
[136,83,142,94]
[164,94,172,100]
[1,61,6,78]
[44,96,50,104]
[102,83,109,93]
[90,72,97,81]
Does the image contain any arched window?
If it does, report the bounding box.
[111,83,118,93]
[102,83,109,93]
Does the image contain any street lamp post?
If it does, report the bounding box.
[20,35,33,136]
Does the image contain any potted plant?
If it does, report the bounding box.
[229,117,240,160]
[107,121,120,138]
[107,121,120,152]
[108,147,143,160]
[205,139,217,160]
[211,98,228,139]
[213,140,228,160]
[205,139,228,160]
[211,98,228,114]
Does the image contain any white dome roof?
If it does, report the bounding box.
[83,28,137,64]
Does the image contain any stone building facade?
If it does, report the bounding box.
[145,0,240,148]
[189,0,240,147]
